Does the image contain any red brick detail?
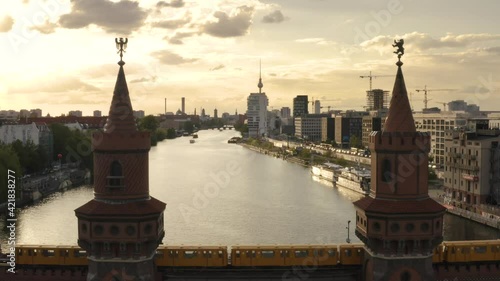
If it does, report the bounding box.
[354,197,446,214]
[75,197,165,216]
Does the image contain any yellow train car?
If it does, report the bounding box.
[16,245,65,265]
[231,245,286,267]
[339,244,364,265]
[432,244,444,263]
[284,245,317,266]
[155,247,174,267]
[159,246,227,267]
[312,245,339,266]
[16,245,88,266]
[443,240,500,263]
[61,246,88,266]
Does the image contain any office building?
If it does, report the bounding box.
[293,95,308,117]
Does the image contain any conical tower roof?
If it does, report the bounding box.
[383,61,416,133]
[104,61,137,133]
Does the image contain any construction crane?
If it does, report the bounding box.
[415,86,456,109]
[435,101,448,111]
[310,98,338,112]
[359,71,392,91]
[320,105,332,112]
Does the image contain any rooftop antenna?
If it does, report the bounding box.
[258,59,263,94]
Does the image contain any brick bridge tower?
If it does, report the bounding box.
[353,40,445,281]
[75,38,166,281]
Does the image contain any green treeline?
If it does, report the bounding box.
[0,124,94,204]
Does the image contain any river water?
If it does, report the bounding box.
[1,130,498,251]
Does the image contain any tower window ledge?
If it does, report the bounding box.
[106,184,126,190]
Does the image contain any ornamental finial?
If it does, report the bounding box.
[392,39,404,65]
[115,37,128,65]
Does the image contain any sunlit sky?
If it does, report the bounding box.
[1,0,500,116]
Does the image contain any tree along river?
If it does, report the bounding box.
[1,130,498,252]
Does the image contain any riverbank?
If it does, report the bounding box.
[241,139,500,231]
[0,167,91,214]
[240,143,309,167]
[429,189,500,230]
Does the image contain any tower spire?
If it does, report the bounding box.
[383,39,416,133]
[104,37,137,133]
[257,59,263,93]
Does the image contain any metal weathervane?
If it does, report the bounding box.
[392,39,404,64]
[115,37,128,63]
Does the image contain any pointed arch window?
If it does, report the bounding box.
[382,159,393,183]
[107,161,124,188]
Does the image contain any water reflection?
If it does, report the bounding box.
[1,130,498,253]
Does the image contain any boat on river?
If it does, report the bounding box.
[311,163,343,183]
[336,166,371,196]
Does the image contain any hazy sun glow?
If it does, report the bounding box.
[1,0,500,116]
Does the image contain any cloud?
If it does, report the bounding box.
[130,76,157,83]
[152,15,191,29]
[151,50,197,65]
[30,20,58,34]
[210,64,225,71]
[295,38,336,46]
[156,0,185,8]
[0,16,14,32]
[360,32,500,53]
[483,46,500,55]
[59,0,148,35]
[165,31,198,44]
[10,77,100,94]
[202,5,254,38]
[37,92,108,105]
[262,10,287,24]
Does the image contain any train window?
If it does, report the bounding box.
[345,249,352,257]
[450,247,455,254]
[184,251,197,259]
[313,249,323,257]
[168,250,178,257]
[75,250,86,257]
[156,250,164,258]
[294,250,308,258]
[17,249,22,256]
[205,251,212,258]
[43,249,55,257]
[32,249,37,256]
[280,250,289,257]
[474,246,486,254]
[261,250,275,258]
[327,250,336,257]
[61,250,69,257]
[491,246,498,253]
[235,251,240,258]
[245,251,256,258]
[218,250,223,258]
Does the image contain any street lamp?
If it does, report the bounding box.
[346,220,351,243]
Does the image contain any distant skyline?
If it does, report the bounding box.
[1,0,500,116]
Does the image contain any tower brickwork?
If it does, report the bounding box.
[353,41,445,281]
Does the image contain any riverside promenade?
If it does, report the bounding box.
[242,138,500,231]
